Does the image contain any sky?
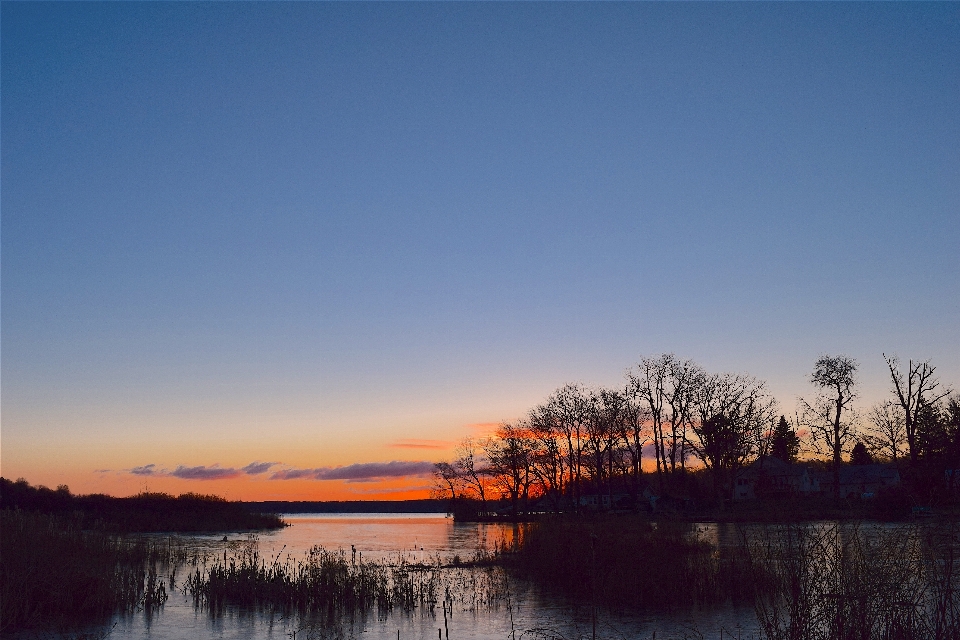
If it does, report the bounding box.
[2,3,958,501]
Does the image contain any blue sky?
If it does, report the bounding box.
[2,3,958,498]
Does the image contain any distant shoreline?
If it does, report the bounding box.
[243,499,447,514]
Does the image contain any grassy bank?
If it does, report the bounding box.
[0,510,175,632]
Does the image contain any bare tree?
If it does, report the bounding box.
[619,388,652,498]
[689,372,777,499]
[584,387,629,504]
[547,383,591,510]
[627,356,669,487]
[483,422,534,520]
[453,438,489,514]
[883,355,952,465]
[627,354,703,487]
[432,461,462,503]
[863,400,907,462]
[665,358,703,472]
[527,402,566,512]
[800,355,858,499]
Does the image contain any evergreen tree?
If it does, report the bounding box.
[850,441,872,465]
[771,415,800,463]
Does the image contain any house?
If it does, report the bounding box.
[579,493,612,510]
[577,492,645,512]
[734,457,818,501]
[815,464,901,499]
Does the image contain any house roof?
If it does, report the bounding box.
[815,464,900,485]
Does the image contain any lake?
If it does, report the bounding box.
[88,514,758,640]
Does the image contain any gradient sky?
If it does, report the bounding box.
[2,3,958,500]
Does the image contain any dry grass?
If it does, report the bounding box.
[745,521,960,640]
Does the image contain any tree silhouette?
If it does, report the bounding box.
[771,416,800,463]
[801,355,858,500]
[884,355,952,465]
[850,442,872,465]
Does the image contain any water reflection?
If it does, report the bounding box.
[252,513,524,564]
[88,514,757,640]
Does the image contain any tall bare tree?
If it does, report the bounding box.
[665,358,703,472]
[547,383,591,510]
[800,355,858,499]
[483,422,534,520]
[584,387,629,503]
[453,438,489,514]
[527,402,566,512]
[884,355,952,465]
[863,400,907,462]
[627,354,703,487]
[627,356,669,487]
[619,388,652,497]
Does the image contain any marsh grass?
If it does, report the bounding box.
[0,510,181,632]
[745,521,960,640]
[186,546,421,617]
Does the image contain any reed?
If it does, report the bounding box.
[745,521,960,640]
[184,545,447,618]
[0,510,175,632]
[509,517,752,610]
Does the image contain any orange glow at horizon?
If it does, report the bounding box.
[4,469,437,502]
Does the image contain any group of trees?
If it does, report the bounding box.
[436,354,785,516]
[434,353,959,516]
[799,354,960,496]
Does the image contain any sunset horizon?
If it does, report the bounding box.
[3,2,957,503]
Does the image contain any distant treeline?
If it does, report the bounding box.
[434,353,959,519]
[0,477,283,533]
[243,499,446,514]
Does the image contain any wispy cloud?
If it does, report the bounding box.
[269,468,317,480]
[170,465,241,480]
[126,462,262,481]
[124,460,434,484]
[347,484,434,496]
[241,461,277,475]
[389,439,451,450]
[270,461,435,483]
[131,464,157,476]
[465,422,499,436]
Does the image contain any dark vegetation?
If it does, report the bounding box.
[1,478,283,632]
[512,516,960,639]
[510,517,752,610]
[746,521,960,640]
[1,476,284,532]
[0,510,174,632]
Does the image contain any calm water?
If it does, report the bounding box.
[88,514,757,640]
